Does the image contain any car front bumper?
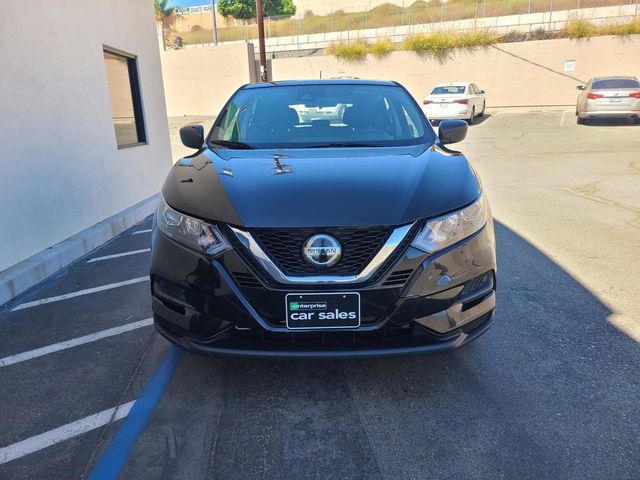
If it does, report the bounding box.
[150,222,497,359]
[579,109,640,119]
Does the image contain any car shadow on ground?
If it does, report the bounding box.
[140,220,639,480]
[128,223,640,479]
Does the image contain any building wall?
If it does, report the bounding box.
[272,35,640,107]
[161,44,256,116]
[0,0,172,272]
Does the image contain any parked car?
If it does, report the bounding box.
[151,80,496,358]
[576,76,640,124]
[423,82,486,125]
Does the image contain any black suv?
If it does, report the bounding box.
[151,80,496,358]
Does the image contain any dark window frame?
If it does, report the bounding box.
[103,46,147,149]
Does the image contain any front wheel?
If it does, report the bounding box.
[468,107,475,125]
[577,116,585,125]
[479,102,485,117]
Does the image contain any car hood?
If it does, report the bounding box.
[162,145,480,228]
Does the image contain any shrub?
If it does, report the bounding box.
[563,18,598,39]
[326,41,368,63]
[500,30,527,43]
[369,39,395,58]
[599,19,640,36]
[404,30,497,61]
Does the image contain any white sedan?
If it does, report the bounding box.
[423,83,486,125]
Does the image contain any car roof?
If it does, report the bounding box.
[242,79,399,89]
[591,76,638,81]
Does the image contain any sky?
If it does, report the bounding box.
[169,0,212,6]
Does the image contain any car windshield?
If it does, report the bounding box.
[209,83,433,149]
[592,79,640,89]
[431,86,466,95]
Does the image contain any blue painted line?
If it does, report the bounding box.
[89,346,183,480]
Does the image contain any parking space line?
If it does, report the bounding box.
[89,347,183,480]
[0,401,135,465]
[11,276,150,312]
[131,229,152,235]
[0,318,154,368]
[87,249,151,263]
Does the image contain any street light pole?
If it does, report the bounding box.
[256,0,268,82]
[211,0,218,45]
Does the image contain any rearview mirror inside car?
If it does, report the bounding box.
[438,120,468,145]
[180,125,204,149]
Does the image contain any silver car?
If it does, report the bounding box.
[576,76,640,124]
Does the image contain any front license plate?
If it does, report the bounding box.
[285,293,360,330]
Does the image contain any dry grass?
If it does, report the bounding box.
[177,0,629,46]
[563,18,640,39]
[403,30,498,61]
[326,41,369,63]
[368,39,395,58]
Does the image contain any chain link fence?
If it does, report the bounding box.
[162,0,640,48]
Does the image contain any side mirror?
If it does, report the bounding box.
[576,85,585,90]
[438,120,468,145]
[180,125,204,149]
[480,89,485,94]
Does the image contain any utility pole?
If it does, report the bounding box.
[256,0,268,82]
[211,0,218,45]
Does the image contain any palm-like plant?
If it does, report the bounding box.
[154,0,180,50]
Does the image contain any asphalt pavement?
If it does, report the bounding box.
[0,111,638,479]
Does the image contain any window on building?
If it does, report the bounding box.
[103,48,146,148]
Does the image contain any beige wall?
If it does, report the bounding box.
[272,35,640,107]
[0,0,172,272]
[161,44,256,116]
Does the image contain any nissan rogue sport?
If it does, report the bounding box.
[151,80,496,358]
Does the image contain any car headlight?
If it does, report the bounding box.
[411,194,488,254]
[155,196,231,257]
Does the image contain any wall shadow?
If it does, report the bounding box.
[197,220,639,479]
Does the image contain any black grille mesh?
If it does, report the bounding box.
[250,227,391,276]
[459,272,493,298]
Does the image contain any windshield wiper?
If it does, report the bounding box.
[302,142,378,148]
[210,139,254,150]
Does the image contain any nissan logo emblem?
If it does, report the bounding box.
[303,234,342,269]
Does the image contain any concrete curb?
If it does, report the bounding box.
[0,194,159,307]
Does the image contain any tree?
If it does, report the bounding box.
[218,0,296,20]
[264,0,296,17]
[218,0,255,20]
[154,0,181,50]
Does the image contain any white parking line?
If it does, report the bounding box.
[132,229,152,235]
[0,401,135,465]
[560,110,568,126]
[87,248,151,263]
[0,318,153,368]
[11,276,150,312]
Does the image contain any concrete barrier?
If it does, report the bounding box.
[161,44,257,116]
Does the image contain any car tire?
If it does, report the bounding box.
[479,102,485,117]
[577,116,585,125]
[634,117,640,125]
[468,107,475,125]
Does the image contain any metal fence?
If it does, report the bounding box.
[163,0,640,48]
